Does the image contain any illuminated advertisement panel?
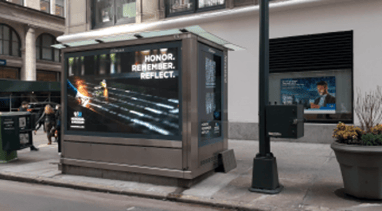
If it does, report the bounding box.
[65,42,181,139]
[280,76,336,114]
[198,44,223,147]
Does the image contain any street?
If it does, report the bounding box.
[0,179,234,211]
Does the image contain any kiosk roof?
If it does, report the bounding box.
[52,26,245,51]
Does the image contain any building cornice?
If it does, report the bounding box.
[0,0,65,33]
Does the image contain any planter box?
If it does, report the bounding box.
[331,142,382,199]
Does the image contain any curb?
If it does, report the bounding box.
[0,172,265,211]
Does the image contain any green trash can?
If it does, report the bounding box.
[0,112,34,163]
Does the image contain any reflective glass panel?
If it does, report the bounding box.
[269,69,353,123]
[55,49,60,62]
[42,35,53,47]
[3,41,9,55]
[94,0,114,25]
[3,26,9,40]
[198,0,225,8]
[169,0,194,14]
[41,0,50,13]
[55,5,64,17]
[8,0,24,5]
[36,44,41,59]
[42,47,53,60]
[66,44,181,139]
[116,0,136,23]
[11,31,17,42]
[55,0,65,16]
[12,41,19,56]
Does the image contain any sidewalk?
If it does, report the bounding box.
[1,131,382,211]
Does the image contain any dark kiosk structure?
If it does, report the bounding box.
[60,32,231,186]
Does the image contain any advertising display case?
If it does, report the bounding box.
[60,33,229,186]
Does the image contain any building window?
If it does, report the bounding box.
[268,31,353,123]
[0,24,21,57]
[0,67,19,80]
[92,0,136,29]
[36,34,60,62]
[7,0,24,6]
[270,70,353,123]
[40,0,50,13]
[55,0,65,17]
[37,70,57,82]
[167,0,225,17]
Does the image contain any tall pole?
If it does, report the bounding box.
[249,0,283,194]
[258,0,270,157]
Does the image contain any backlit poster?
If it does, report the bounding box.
[198,45,222,147]
[66,43,181,139]
[280,76,336,114]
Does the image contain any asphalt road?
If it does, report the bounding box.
[0,180,234,211]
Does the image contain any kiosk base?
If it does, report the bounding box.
[62,163,215,188]
[249,156,283,194]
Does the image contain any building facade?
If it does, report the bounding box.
[58,0,382,143]
[0,0,65,82]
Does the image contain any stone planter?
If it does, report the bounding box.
[331,142,382,199]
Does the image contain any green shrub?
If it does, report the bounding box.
[361,133,382,146]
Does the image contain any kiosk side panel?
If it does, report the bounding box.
[192,43,227,177]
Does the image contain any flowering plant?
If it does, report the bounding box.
[334,86,382,146]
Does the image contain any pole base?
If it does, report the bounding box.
[249,185,283,194]
[249,155,283,194]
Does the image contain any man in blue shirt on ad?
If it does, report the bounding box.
[311,81,336,109]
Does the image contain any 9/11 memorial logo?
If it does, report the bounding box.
[71,111,85,129]
[74,111,82,117]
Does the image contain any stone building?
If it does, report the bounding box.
[0,0,65,82]
[58,0,381,143]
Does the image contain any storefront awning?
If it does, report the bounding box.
[52,26,245,51]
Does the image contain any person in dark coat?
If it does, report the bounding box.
[35,105,56,145]
[54,104,62,154]
[18,101,28,112]
[34,108,46,135]
[310,81,336,109]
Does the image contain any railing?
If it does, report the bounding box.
[0,95,61,112]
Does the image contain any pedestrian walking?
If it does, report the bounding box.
[54,104,62,154]
[35,104,56,145]
[34,108,46,135]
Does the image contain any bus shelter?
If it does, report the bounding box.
[58,28,241,186]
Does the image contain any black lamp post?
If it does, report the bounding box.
[249,0,283,194]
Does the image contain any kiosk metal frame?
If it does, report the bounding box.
[60,33,228,184]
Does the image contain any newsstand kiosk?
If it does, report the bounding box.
[60,32,233,187]
[0,112,34,163]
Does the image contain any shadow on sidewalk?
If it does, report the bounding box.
[334,188,382,203]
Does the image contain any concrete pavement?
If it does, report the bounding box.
[0,180,226,211]
[0,130,382,211]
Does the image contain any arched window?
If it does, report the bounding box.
[0,24,21,57]
[36,34,60,62]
